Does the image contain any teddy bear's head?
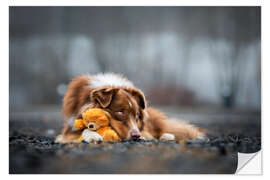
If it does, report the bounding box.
[81,108,110,130]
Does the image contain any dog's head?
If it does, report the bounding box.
[90,87,147,140]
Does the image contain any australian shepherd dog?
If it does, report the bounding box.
[56,73,207,143]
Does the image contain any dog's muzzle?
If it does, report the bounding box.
[130,129,141,139]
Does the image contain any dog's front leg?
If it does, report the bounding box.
[159,133,175,141]
[81,129,103,143]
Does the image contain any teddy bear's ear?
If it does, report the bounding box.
[90,87,119,108]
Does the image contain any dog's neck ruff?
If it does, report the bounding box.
[90,73,134,89]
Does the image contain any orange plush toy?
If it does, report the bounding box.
[74,108,121,142]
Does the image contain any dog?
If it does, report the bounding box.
[56,73,206,143]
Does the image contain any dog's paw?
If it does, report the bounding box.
[159,133,175,141]
[82,129,103,143]
[55,134,78,143]
[55,135,65,143]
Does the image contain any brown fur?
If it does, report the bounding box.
[56,74,205,143]
[62,75,92,118]
[142,108,204,141]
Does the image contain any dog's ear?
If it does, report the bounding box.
[90,87,119,108]
[129,89,146,109]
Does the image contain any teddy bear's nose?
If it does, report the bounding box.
[88,122,96,129]
[88,122,99,130]
[89,124,94,128]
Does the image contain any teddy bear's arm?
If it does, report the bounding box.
[77,136,84,142]
[98,127,121,142]
[110,130,121,141]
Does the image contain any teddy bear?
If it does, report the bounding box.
[73,108,121,142]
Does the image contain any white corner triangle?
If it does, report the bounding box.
[236,151,262,174]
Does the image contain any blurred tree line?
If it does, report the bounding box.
[9,7,261,110]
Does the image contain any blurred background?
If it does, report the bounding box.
[9,7,261,112]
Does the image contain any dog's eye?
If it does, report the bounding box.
[116,111,124,116]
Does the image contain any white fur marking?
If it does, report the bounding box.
[128,100,133,109]
[143,110,149,121]
[130,120,139,131]
[90,73,134,88]
[126,119,140,139]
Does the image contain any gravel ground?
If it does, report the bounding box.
[9,106,261,174]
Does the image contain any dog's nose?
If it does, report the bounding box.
[130,130,141,139]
